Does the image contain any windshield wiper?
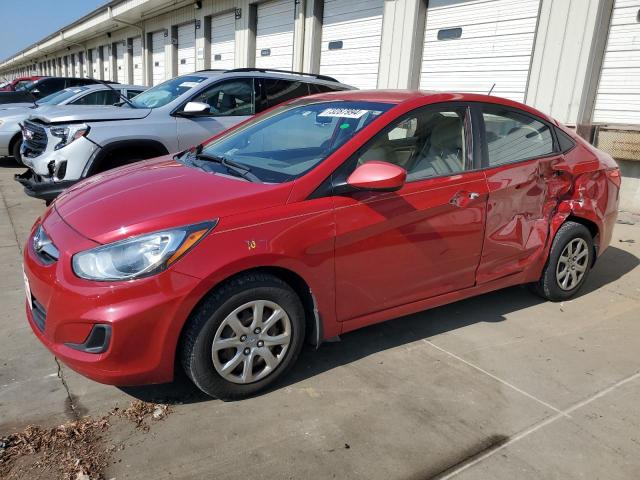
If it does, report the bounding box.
[193,152,261,183]
[93,79,136,108]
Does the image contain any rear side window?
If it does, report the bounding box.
[256,79,309,113]
[126,89,144,99]
[556,128,576,153]
[309,83,345,94]
[482,107,554,166]
[33,78,65,96]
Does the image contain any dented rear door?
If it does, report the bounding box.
[474,104,567,284]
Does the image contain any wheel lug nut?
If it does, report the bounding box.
[243,347,251,355]
[240,335,247,342]
[257,340,264,348]
[254,327,261,334]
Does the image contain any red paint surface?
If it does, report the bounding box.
[23,91,620,386]
[0,76,44,91]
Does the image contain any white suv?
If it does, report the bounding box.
[16,69,351,202]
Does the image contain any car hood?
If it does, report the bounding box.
[28,105,152,124]
[54,156,292,244]
[0,103,34,111]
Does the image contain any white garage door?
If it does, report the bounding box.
[132,37,144,85]
[210,12,236,70]
[319,0,384,89]
[594,0,640,124]
[73,54,80,77]
[102,46,113,81]
[116,42,126,83]
[255,0,295,70]
[151,31,165,85]
[177,23,196,75]
[420,0,541,102]
[91,48,100,78]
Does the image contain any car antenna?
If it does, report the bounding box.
[93,78,135,108]
[487,83,496,95]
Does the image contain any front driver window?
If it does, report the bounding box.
[355,107,467,182]
[192,78,254,116]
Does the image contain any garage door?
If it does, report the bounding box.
[132,37,144,85]
[593,0,640,124]
[177,23,196,75]
[255,0,295,70]
[102,46,112,81]
[420,0,541,102]
[151,31,165,85]
[319,0,384,89]
[91,48,100,78]
[116,42,126,83]
[210,12,236,70]
[72,54,79,77]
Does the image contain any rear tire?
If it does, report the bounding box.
[11,136,24,166]
[180,273,305,400]
[531,221,594,301]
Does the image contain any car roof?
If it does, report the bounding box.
[80,83,146,91]
[303,89,555,122]
[189,68,352,87]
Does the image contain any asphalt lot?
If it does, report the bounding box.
[1,157,639,479]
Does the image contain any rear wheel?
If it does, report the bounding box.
[11,135,24,166]
[180,273,305,400]
[531,221,594,301]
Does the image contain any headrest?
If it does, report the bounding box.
[431,117,462,151]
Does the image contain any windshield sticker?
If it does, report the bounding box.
[179,81,201,88]
[339,123,351,129]
[318,108,369,119]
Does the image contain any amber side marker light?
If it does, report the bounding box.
[166,229,209,266]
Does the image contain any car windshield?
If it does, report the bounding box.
[37,87,88,105]
[129,75,207,108]
[186,100,393,183]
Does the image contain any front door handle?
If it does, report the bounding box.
[450,191,481,207]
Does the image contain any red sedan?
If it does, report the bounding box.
[0,75,45,91]
[23,90,620,399]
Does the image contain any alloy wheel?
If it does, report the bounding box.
[556,238,589,291]
[211,300,292,384]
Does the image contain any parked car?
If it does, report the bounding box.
[0,77,104,105]
[16,68,351,202]
[1,83,145,165]
[23,90,620,400]
[0,75,46,92]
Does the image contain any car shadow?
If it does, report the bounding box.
[0,157,21,169]
[119,245,638,404]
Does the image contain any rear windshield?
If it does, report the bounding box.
[15,81,35,91]
[37,87,88,105]
[130,75,207,108]
[186,100,393,183]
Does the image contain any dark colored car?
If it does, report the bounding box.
[0,77,106,105]
[23,90,620,400]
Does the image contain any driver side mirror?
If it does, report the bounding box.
[347,161,406,192]
[179,101,211,117]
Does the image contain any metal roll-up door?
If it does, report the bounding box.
[151,31,165,85]
[70,54,77,77]
[319,0,385,88]
[132,37,144,85]
[255,0,295,70]
[102,46,112,81]
[594,0,640,125]
[210,12,236,70]
[116,42,126,82]
[177,22,196,75]
[420,0,541,102]
[91,48,100,78]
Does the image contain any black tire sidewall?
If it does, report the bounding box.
[12,137,24,166]
[539,222,593,301]
[183,276,305,400]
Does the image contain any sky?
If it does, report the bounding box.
[0,0,108,62]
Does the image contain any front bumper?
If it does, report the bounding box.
[15,169,77,201]
[23,208,203,386]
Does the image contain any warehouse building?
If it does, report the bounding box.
[1,0,639,207]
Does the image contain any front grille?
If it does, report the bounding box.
[31,296,47,332]
[22,120,48,157]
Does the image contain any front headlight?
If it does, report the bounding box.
[72,221,216,281]
[50,123,90,150]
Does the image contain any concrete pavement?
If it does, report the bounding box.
[0,157,639,479]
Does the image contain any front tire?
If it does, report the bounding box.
[11,136,24,166]
[180,273,305,400]
[531,221,594,301]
